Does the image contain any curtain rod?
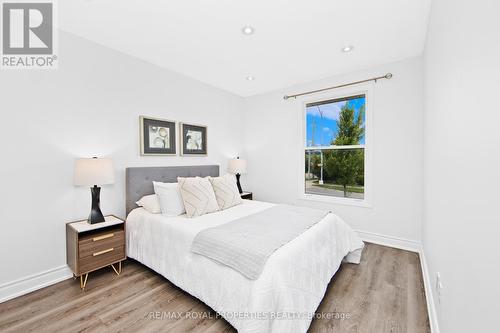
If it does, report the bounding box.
[283,73,393,100]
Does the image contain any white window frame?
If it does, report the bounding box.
[297,84,373,207]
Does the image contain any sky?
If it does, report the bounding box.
[306,96,365,146]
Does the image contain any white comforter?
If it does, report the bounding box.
[126,200,364,333]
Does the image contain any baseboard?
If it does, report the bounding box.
[0,265,73,304]
[418,248,440,333]
[356,229,421,252]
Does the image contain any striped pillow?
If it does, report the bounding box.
[177,176,220,217]
[209,174,243,210]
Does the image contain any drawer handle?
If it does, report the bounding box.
[93,248,114,256]
[93,233,114,242]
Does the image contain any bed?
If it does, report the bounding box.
[125,165,364,333]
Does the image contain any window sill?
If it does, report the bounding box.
[299,194,372,208]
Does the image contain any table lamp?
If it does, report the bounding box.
[228,157,247,194]
[74,157,114,224]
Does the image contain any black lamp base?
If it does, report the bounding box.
[236,173,243,194]
[88,186,105,224]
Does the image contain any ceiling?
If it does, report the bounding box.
[59,0,432,97]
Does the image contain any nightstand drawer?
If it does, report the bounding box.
[79,245,125,274]
[79,229,125,258]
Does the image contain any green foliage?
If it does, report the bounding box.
[335,104,364,145]
[323,104,365,196]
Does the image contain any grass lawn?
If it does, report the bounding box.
[312,181,365,193]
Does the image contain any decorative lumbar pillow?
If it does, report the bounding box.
[177,176,219,217]
[153,181,186,216]
[209,174,243,210]
[135,194,161,214]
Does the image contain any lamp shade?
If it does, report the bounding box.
[228,158,247,174]
[74,158,114,186]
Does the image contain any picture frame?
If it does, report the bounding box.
[140,116,176,156]
[180,122,208,156]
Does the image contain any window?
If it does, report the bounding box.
[303,93,368,204]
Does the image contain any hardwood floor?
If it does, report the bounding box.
[0,243,430,333]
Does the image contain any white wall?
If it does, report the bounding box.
[243,57,423,243]
[422,0,500,332]
[0,31,244,287]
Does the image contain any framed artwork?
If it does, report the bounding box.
[180,123,207,156]
[140,116,176,155]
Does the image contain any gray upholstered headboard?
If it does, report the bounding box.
[125,165,219,216]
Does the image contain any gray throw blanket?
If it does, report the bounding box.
[191,204,329,279]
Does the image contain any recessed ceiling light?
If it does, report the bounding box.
[246,76,255,81]
[241,26,255,35]
[342,45,354,53]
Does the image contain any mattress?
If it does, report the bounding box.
[126,200,364,333]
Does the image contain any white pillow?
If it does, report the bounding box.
[135,194,161,214]
[209,174,243,210]
[177,176,219,218]
[153,181,186,217]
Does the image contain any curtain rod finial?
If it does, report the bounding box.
[385,73,393,79]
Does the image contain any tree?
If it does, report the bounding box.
[324,104,364,196]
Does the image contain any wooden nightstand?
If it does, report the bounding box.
[241,191,253,200]
[66,215,126,290]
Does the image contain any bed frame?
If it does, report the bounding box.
[125,165,220,216]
